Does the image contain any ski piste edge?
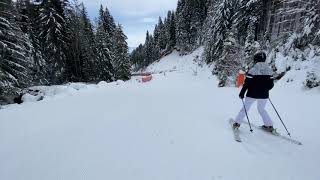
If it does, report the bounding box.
[243,122,303,146]
[229,119,241,143]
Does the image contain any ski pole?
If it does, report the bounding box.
[268,98,291,137]
[242,99,253,132]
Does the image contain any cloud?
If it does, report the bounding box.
[140,17,157,23]
[126,32,147,47]
[83,0,176,17]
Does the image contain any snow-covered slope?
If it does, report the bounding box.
[0,49,319,180]
[146,47,211,76]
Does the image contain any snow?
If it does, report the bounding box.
[1,48,320,180]
[270,43,320,91]
[20,83,97,103]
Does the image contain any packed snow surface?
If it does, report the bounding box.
[1,48,320,180]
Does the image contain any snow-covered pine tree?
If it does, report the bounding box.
[15,0,48,85]
[303,0,320,46]
[63,1,97,82]
[214,26,243,87]
[188,0,207,46]
[153,23,160,47]
[98,4,119,69]
[236,0,264,64]
[161,16,170,52]
[15,0,29,34]
[157,17,167,52]
[152,18,162,59]
[95,25,115,82]
[64,2,83,82]
[166,10,176,50]
[0,0,32,95]
[204,0,240,64]
[103,4,117,53]
[102,4,116,37]
[151,35,161,63]
[95,6,115,82]
[175,0,190,53]
[143,31,153,67]
[113,24,131,80]
[38,0,68,84]
[79,3,96,82]
[175,0,208,53]
[202,0,221,62]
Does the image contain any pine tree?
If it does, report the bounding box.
[175,0,208,53]
[0,0,32,95]
[214,26,243,87]
[113,25,131,80]
[152,17,164,59]
[236,0,264,63]
[15,0,29,34]
[158,17,168,51]
[303,0,320,45]
[95,5,115,82]
[63,2,97,82]
[175,0,191,53]
[38,0,68,84]
[79,3,96,81]
[143,31,153,67]
[157,17,167,51]
[95,25,115,81]
[188,0,208,46]
[204,0,239,63]
[102,4,116,36]
[167,11,176,50]
[101,4,117,58]
[153,23,160,45]
[64,2,83,82]
[16,0,48,85]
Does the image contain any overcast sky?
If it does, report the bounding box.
[81,0,178,48]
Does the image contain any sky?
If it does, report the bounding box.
[81,0,178,48]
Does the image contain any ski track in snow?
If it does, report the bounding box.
[0,48,320,180]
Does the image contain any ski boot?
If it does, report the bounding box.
[261,125,276,133]
[233,122,240,130]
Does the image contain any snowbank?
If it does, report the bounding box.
[19,80,132,104]
[269,41,320,91]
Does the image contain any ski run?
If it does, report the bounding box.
[0,48,319,180]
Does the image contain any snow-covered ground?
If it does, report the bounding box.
[0,49,320,180]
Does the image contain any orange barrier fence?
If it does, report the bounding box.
[236,71,246,88]
[142,75,153,83]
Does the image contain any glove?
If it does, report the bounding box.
[239,92,245,99]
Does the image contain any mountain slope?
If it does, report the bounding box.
[0,49,319,180]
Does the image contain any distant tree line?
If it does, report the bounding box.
[131,0,320,86]
[0,0,131,98]
[131,10,178,70]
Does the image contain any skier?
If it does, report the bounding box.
[233,51,275,132]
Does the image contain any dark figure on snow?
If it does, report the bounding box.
[233,52,275,132]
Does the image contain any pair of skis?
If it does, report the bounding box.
[229,119,302,145]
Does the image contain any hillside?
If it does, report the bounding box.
[0,50,319,180]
